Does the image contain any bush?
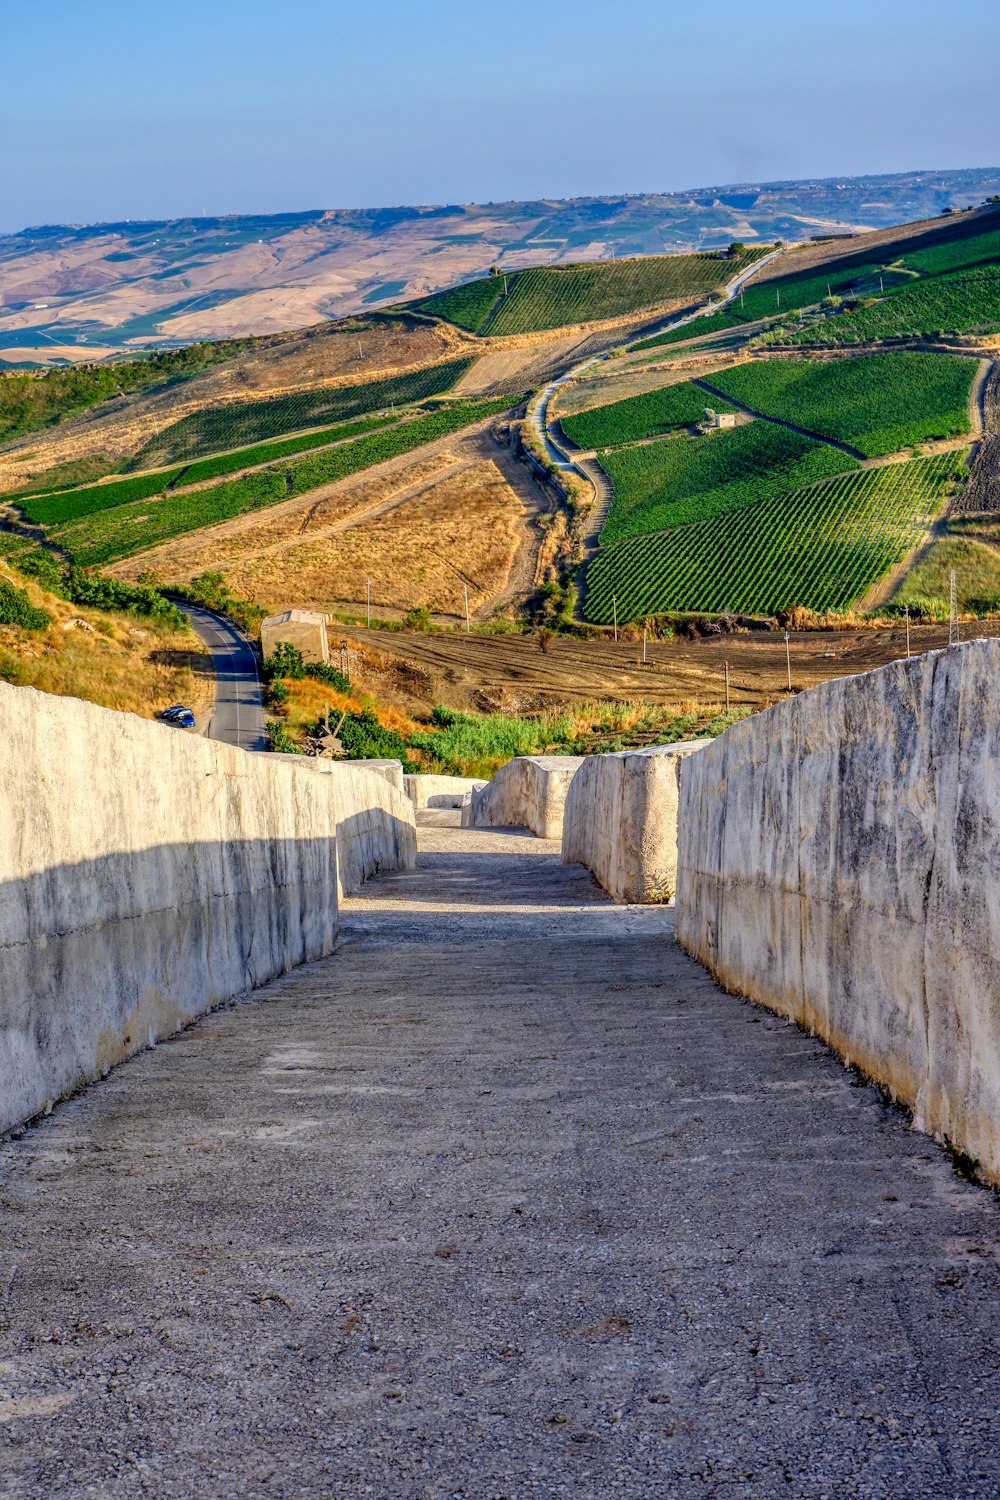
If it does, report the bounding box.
[0,579,50,630]
[266,720,301,754]
[262,642,351,693]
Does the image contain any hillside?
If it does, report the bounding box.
[0,548,211,717]
[3,168,1000,361]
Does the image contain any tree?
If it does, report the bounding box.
[728,241,747,258]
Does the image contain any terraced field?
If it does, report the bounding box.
[418,251,762,337]
[560,382,735,448]
[703,352,975,457]
[598,421,858,544]
[130,359,475,467]
[778,264,1000,347]
[47,395,519,567]
[585,453,963,621]
[19,414,399,527]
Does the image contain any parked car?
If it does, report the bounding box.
[158,704,196,728]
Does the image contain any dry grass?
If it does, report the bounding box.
[111,431,537,621]
[0,319,459,495]
[0,561,213,719]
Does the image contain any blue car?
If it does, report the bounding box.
[158,704,196,729]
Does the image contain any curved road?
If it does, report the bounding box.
[177,601,267,752]
[529,246,786,479]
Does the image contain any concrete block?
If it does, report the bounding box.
[404,774,487,810]
[463,756,585,839]
[562,741,710,902]
[675,639,1000,1186]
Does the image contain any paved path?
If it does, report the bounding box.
[3,827,1000,1497]
[178,601,266,751]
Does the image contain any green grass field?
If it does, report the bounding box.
[50,395,520,567]
[598,422,858,544]
[560,382,734,449]
[129,358,475,467]
[703,353,974,458]
[585,452,963,621]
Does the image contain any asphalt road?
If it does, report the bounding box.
[4,824,1000,1496]
[177,601,267,752]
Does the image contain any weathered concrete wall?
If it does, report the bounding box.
[278,759,415,897]
[0,681,411,1135]
[675,640,1000,1184]
[463,756,585,839]
[404,774,487,810]
[562,742,710,902]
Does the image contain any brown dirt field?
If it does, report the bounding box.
[329,619,1000,720]
[110,426,548,620]
[0,318,460,495]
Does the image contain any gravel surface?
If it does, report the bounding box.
[2,826,1000,1498]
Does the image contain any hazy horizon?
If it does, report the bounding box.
[5,0,999,235]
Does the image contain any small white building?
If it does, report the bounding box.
[260,609,330,664]
[702,408,738,431]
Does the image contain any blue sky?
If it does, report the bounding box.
[4,0,999,231]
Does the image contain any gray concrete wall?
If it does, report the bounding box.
[562,742,710,902]
[0,682,412,1135]
[279,759,415,898]
[463,756,585,839]
[675,640,1000,1184]
[404,774,487,810]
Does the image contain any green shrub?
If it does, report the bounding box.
[0,579,50,630]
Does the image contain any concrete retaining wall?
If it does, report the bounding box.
[281,759,415,897]
[562,742,710,902]
[404,774,487,810]
[463,756,584,839]
[0,682,411,1135]
[675,640,1000,1184]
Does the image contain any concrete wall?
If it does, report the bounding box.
[562,742,710,902]
[279,759,415,898]
[404,774,487,810]
[675,640,1000,1184]
[463,756,585,839]
[0,682,412,1136]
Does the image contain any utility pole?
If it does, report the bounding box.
[776,287,781,308]
[358,339,363,361]
[643,626,647,664]
[724,659,730,713]
[904,604,910,659]
[879,275,884,294]
[464,583,471,634]
[367,576,371,629]
[949,568,960,645]
[784,631,792,691]
[503,274,509,296]
[612,594,618,643]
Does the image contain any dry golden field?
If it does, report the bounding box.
[109,427,549,620]
[0,560,213,720]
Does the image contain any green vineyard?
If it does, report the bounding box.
[703,352,974,457]
[778,264,1000,347]
[417,250,762,337]
[48,395,520,567]
[129,358,475,467]
[560,382,734,449]
[584,452,964,622]
[598,421,857,544]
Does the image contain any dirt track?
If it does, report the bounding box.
[338,620,1000,718]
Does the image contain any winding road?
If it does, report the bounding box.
[176,601,267,752]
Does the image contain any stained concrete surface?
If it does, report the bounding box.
[3,826,1000,1498]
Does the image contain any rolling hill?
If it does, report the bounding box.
[3,167,1000,361]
